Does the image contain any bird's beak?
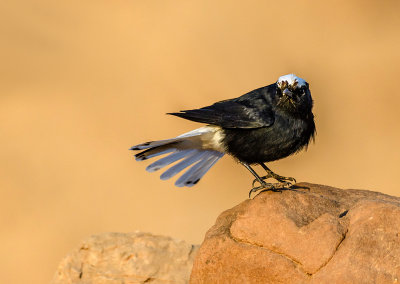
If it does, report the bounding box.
[283,88,293,99]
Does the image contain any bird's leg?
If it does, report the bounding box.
[241,162,277,198]
[257,163,296,187]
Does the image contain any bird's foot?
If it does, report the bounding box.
[248,182,282,198]
[252,174,296,188]
[275,175,296,184]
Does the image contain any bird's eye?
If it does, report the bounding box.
[299,86,307,95]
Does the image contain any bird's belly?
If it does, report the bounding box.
[223,120,311,164]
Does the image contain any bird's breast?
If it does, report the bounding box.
[222,114,314,164]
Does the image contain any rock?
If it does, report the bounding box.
[52,231,198,284]
[190,183,400,283]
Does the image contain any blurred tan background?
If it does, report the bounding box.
[1,0,400,283]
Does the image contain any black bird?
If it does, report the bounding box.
[130,74,315,196]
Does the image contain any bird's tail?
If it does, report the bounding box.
[130,127,224,187]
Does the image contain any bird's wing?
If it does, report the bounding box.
[168,92,274,129]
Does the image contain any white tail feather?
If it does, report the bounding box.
[131,126,225,187]
[135,148,175,161]
[175,152,223,187]
[131,127,211,151]
[160,150,205,180]
[130,137,182,150]
[146,150,189,172]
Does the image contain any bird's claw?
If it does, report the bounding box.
[250,181,294,197]
[248,182,277,198]
[249,179,295,198]
[251,175,296,187]
[281,176,296,183]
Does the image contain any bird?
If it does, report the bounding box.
[130,74,315,197]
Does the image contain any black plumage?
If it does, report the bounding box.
[169,81,315,163]
[131,74,315,196]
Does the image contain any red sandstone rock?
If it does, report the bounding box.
[190,183,400,283]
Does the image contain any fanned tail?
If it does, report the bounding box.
[130,127,224,187]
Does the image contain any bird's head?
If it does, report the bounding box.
[276,74,313,114]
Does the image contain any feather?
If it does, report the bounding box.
[146,150,192,172]
[175,151,223,187]
[186,153,223,185]
[130,139,179,150]
[131,126,225,186]
[135,146,175,161]
[167,91,275,129]
[160,150,206,180]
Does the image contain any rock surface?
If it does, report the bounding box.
[52,231,198,284]
[190,183,400,283]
